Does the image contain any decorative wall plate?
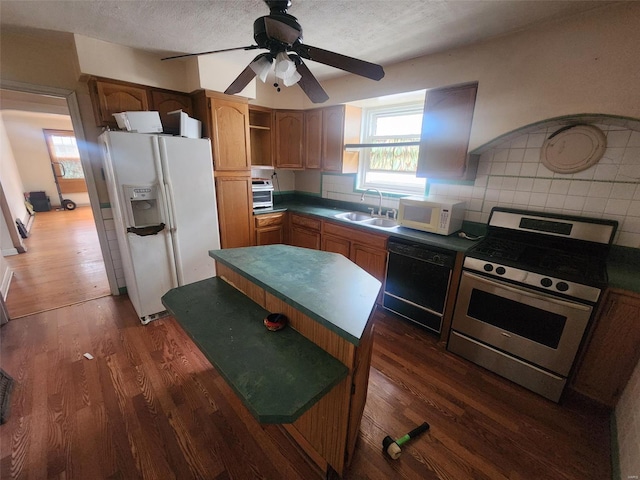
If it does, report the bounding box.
[541,125,606,174]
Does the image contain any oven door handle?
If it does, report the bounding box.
[463,271,593,312]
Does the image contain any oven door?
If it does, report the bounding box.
[451,271,593,376]
[252,188,273,208]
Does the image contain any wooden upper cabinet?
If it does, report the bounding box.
[321,105,361,173]
[304,108,323,169]
[210,96,251,171]
[89,78,150,127]
[149,89,193,133]
[321,105,347,172]
[275,110,304,169]
[417,82,478,180]
[249,106,274,168]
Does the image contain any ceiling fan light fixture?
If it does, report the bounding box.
[274,52,298,82]
[249,55,273,83]
[282,69,301,86]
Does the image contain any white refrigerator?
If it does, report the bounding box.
[99,131,221,323]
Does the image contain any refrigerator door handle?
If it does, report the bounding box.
[157,138,184,286]
[152,138,179,289]
[126,224,165,236]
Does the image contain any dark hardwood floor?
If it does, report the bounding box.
[0,297,612,479]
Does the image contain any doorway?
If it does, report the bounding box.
[0,87,112,318]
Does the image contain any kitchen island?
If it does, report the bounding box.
[162,244,381,478]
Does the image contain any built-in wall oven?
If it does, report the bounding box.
[449,207,617,402]
[383,239,456,334]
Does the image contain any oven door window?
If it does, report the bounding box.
[467,289,566,349]
[253,190,272,203]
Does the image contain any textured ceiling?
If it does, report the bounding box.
[0,0,621,80]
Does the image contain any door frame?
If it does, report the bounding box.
[0,79,119,295]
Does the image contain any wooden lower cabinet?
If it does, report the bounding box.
[216,265,375,476]
[215,176,253,248]
[322,221,388,284]
[351,243,388,282]
[570,288,640,407]
[322,234,351,258]
[286,216,389,303]
[254,212,285,246]
[289,214,321,250]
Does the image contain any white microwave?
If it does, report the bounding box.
[398,196,466,235]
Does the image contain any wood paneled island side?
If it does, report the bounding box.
[162,245,381,478]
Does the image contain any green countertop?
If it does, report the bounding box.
[209,244,381,345]
[607,246,640,293]
[258,201,640,294]
[161,277,349,424]
[266,202,479,253]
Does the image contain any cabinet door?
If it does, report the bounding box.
[351,243,387,282]
[290,226,321,250]
[322,233,350,258]
[90,79,149,127]
[571,289,640,407]
[150,90,193,133]
[211,99,251,171]
[215,177,253,248]
[321,105,346,172]
[417,82,478,180]
[256,226,284,246]
[275,111,304,168]
[304,109,323,169]
[255,212,284,246]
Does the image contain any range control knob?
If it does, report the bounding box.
[483,264,494,272]
[541,278,553,288]
[556,282,569,292]
[495,267,506,275]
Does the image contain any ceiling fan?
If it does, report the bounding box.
[161,0,385,103]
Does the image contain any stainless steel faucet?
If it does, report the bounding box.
[360,188,383,216]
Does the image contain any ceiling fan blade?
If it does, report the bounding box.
[264,16,300,45]
[224,64,258,95]
[292,43,384,81]
[291,57,329,104]
[162,45,260,61]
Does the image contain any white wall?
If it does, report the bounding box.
[74,34,257,98]
[74,34,191,93]
[0,115,27,255]
[265,3,640,152]
[1,110,90,208]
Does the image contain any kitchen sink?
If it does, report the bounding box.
[334,211,398,229]
[334,211,372,222]
[360,217,399,229]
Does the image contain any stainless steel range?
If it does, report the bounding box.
[448,207,618,402]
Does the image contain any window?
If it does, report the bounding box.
[43,129,87,194]
[355,99,426,195]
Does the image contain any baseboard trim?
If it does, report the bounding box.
[1,248,19,257]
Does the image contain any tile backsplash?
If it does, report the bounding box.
[319,121,640,248]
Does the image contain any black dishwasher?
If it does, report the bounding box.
[383,239,455,334]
